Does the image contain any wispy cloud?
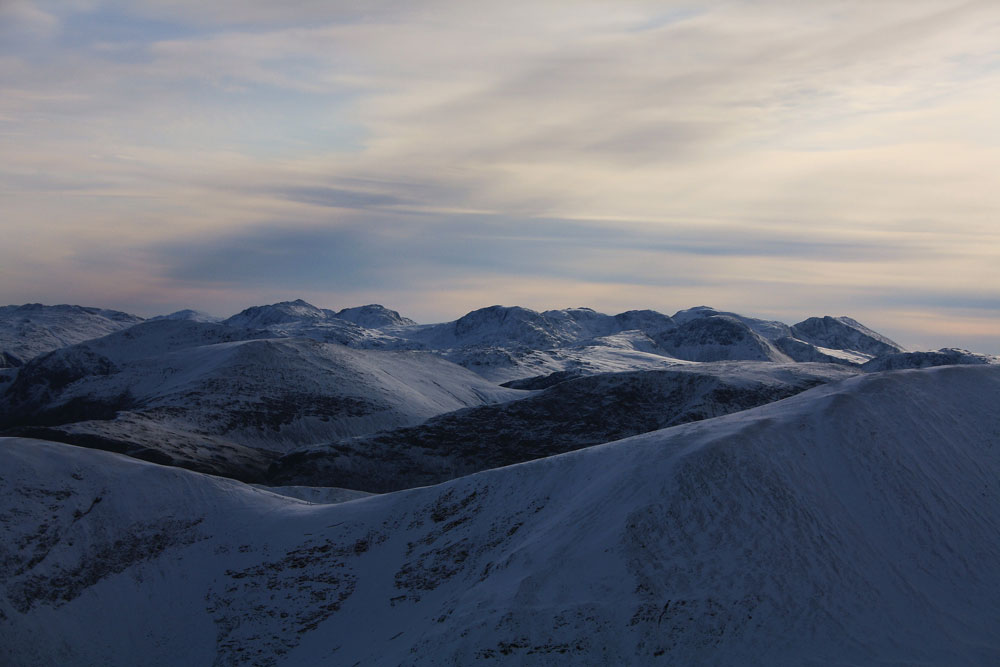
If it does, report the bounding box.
[1,0,999,350]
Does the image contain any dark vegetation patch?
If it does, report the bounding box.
[6,517,205,613]
[207,530,385,666]
[269,368,836,492]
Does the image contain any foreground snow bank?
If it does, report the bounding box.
[2,365,999,665]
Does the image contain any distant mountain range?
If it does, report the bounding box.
[1,299,995,483]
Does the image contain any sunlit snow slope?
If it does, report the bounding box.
[2,365,999,665]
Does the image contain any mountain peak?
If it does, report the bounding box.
[791,316,903,357]
[335,304,416,328]
[223,300,331,328]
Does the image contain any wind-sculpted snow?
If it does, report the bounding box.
[270,362,858,492]
[0,337,525,479]
[0,303,143,368]
[3,365,1000,665]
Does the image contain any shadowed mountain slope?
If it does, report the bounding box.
[270,362,857,492]
[2,365,999,664]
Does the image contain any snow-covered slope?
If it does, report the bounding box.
[270,362,858,492]
[861,347,999,372]
[0,336,525,476]
[3,365,1000,665]
[81,319,267,363]
[438,333,690,383]
[0,303,143,367]
[774,336,873,366]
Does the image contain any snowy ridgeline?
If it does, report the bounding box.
[5,298,986,375]
[1,299,997,487]
[2,365,1000,665]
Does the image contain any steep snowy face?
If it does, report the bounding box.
[861,347,999,372]
[3,365,1000,666]
[335,304,416,328]
[657,315,791,362]
[0,303,143,367]
[791,315,904,357]
[269,362,858,492]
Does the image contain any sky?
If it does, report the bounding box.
[1,0,999,352]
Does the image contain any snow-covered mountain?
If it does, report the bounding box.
[672,305,792,340]
[789,315,904,358]
[0,303,143,368]
[0,334,524,478]
[223,298,334,328]
[222,299,414,349]
[401,305,903,377]
[335,304,416,328]
[667,309,897,366]
[0,298,949,486]
[404,305,676,351]
[270,362,858,492]
[655,315,792,362]
[3,365,999,665]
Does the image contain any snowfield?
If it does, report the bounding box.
[3,365,999,665]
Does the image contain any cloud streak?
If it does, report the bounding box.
[1,1,999,350]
